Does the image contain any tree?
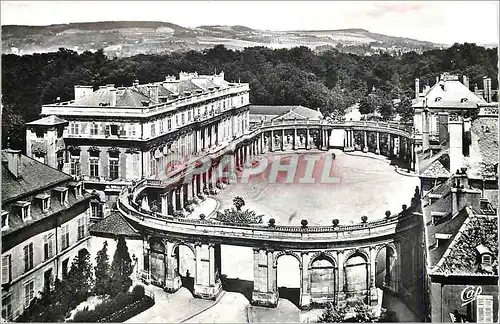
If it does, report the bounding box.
[94,241,111,296]
[233,196,245,211]
[110,236,133,296]
[318,302,347,322]
[66,249,94,305]
[353,301,378,322]
[397,95,414,123]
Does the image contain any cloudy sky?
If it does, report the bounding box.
[1,1,498,45]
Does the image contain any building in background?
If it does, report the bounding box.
[1,150,93,321]
[25,72,250,216]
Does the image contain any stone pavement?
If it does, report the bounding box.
[247,299,301,323]
[186,197,218,220]
[381,292,421,322]
[184,292,249,323]
[125,285,214,323]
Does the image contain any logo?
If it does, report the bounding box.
[461,286,482,307]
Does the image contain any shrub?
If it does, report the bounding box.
[215,208,263,224]
[233,196,245,210]
[131,285,145,301]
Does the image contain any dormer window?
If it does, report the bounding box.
[482,254,492,265]
[435,97,442,102]
[35,193,51,212]
[68,181,83,198]
[1,210,9,231]
[460,98,468,103]
[53,187,68,205]
[14,201,31,222]
[476,244,494,272]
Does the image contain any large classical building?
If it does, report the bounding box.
[1,150,93,321]
[25,72,250,213]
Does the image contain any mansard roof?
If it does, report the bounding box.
[413,76,486,109]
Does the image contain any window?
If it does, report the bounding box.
[482,254,492,265]
[61,224,70,250]
[57,151,64,171]
[90,123,99,135]
[159,120,164,134]
[109,158,119,180]
[42,197,50,211]
[477,295,493,323]
[110,125,119,136]
[149,151,157,177]
[62,259,69,278]
[181,113,185,125]
[23,243,34,272]
[188,110,192,122]
[43,233,54,260]
[15,201,32,222]
[1,210,8,230]
[151,123,156,137]
[223,101,226,110]
[24,280,34,308]
[167,119,172,130]
[35,129,44,139]
[77,217,85,241]
[175,115,179,126]
[44,268,53,292]
[128,124,136,137]
[70,123,79,135]
[2,255,11,284]
[90,201,103,219]
[70,155,81,176]
[2,295,12,321]
[241,96,244,104]
[90,157,99,177]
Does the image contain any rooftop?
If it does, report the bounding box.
[89,211,141,238]
[26,115,68,127]
[2,151,72,203]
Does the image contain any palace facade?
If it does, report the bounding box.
[26,72,250,215]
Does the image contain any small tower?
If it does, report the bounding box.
[26,115,68,170]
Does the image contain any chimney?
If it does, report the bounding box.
[463,75,469,90]
[4,149,22,179]
[451,169,481,215]
[74,85,93,99]
[449,117,464,174]
[483,77,492,103]
[109,88,117,107]
[147,84,159,103]
[415,78,420,99]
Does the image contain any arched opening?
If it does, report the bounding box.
[174,244,196,293]
[276,254,301,308]
[375,246,396,291]
[149,238,166,287]
[309,255,336,304]
[345,253,369,302]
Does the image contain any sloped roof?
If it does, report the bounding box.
[249,105,323,120]
[466,116,499,178]
[413,77,485,109]
[89,212,141,238]
[26,115,68,126]
[432,213,498,276]
[420,160,451,179]
[2,151,72,203]
[72,87,152,107]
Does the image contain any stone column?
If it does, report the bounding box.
[300,253,311,309]
[337,250,346,304]
[306,129,310,150]
[398,136,404,160]
[164,241,182,292]
[193,243,222,300]
[293,128,297,150]
[369,247,378,306]
[160,193,168,215]
[178,186,184,210]
[183,183,189,205]
[270,130,275,152]
[376,132,380,155]
[281,129,285,151]
[143,238,151,283]
[363,131,368,152]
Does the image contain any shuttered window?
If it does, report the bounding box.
[24,280,34,308]
[23,243,34,272]
[43,233,54,260]
[477,295,493,323]
[2,255,11,284]
[61,225,70,250]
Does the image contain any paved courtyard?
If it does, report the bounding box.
[216,149,419,226]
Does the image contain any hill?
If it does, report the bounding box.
[2,20,447,57]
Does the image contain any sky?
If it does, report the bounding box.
[1,1,498,45]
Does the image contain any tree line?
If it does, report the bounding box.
[2,43,498,150]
